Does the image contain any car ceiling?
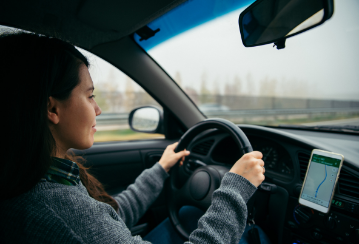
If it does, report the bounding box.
[0,0,187,49]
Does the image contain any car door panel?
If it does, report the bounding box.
[72,139,176,194]
[83,150,143,195]
[141,149,166,169]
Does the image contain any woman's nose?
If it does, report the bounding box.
[95,104,102,116]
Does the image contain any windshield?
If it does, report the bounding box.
[135,0,359,130]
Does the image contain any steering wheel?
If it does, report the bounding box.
[166,118,253,240]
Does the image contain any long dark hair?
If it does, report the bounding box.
[0,32,119,211]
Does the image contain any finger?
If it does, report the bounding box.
[165,143,177,152]
[256,164,264,174]
[180,150,190,157]
[257,159,264,167]
[169,142,179,149]
[249,151,263,159]
[169,143,180,153]
[174,150,190,161]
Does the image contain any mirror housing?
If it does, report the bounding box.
[129,106,164,134]
[238,0,334,49]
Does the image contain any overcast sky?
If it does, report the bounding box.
[1,0,357,101]
[148,0,359,100]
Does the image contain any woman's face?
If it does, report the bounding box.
[49,64,101,155]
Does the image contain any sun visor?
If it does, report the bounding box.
[76,0,187,34]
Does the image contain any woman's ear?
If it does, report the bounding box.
[48,96,60,125]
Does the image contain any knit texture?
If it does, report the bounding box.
[0,163,256,243]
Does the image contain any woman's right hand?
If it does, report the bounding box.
[229,151,265,187]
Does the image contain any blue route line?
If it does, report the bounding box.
[315,165,327,198]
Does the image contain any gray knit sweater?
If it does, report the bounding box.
[0,163,256,243]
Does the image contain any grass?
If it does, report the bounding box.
[94,129,164,142]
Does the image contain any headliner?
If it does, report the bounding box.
[0,0,187,49]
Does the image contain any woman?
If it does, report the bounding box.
[0,32,269,244]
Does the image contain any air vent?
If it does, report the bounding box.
[192,140,214,156]
[338,169,359,200]
[298,152,310,180]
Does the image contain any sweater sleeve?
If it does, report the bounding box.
[0,168,256,244]
[113,165,256,243]
[73,171,256,244]
[113,162,169,228]
[186,172,257,244]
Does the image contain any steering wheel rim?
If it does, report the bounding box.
[166,118,253,240]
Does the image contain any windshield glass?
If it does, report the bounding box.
[135,0,359,130]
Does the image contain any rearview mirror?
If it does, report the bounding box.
[238,0,334,49]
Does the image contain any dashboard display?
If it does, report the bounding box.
[211,135,294,179]
[251,142,294,178]
[332,199,345,209]
[260,146,279,170]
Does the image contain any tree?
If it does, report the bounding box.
[224,82,231,96]
[184,87,199,105]
[224,75,242,96]
[103,70,122,112]
[233,75,242,95]
[212,79,220,95]
[259,76,277,97]
[124,77,135,112]
[93,86,109,112]
[246,73,256,96]
[200,71,213,104]
[174,71,182,88]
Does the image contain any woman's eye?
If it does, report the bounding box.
[89,95,96,99]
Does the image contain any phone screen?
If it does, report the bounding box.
[300,154,341,208]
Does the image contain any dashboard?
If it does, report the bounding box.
[209,135,295,179]
[183,124,359,244]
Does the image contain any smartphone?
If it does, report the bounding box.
[299,149,344,213]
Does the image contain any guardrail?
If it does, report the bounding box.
[96,107,359,126]
[96,113,129,125]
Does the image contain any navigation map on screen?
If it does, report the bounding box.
[301,154,341,207]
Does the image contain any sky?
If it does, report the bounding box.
[147,0,359,100]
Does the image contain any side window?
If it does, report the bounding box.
[78,49,164,142]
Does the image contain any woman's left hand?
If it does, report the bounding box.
[158,142,190,173]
